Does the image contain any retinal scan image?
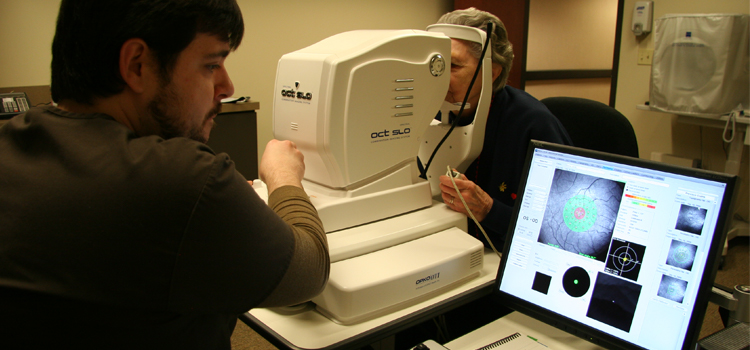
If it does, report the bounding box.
[586,272,642,333]
[675,204,707,235]
[666,239,698,271]
[657,274,688,303]
[538,169,625,262]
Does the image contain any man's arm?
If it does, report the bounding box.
[167,139,328,313]
[257,185,328,307]
[255,139,329,306]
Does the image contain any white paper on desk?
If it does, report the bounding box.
[476,332,548,350]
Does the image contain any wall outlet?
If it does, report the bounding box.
[638,48,653,65]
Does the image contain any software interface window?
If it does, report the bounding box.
[500,147,730,349]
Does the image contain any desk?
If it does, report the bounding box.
[208,102,259,180]
[240,249,501,350]
[444,311,604,350]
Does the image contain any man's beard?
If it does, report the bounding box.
[148,84,221,144]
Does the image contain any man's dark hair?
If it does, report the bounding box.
[51,0,244,104]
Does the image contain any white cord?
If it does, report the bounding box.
[723,110,737,143]
[446,166,502,259]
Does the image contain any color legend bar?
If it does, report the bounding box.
[625,194,657,203]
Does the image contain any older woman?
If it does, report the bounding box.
[436,7,573,250]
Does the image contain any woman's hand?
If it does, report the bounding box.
[438,173,493,221]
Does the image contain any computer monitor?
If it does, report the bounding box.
[494,140,739,350]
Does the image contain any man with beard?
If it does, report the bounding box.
[0,1,329,349]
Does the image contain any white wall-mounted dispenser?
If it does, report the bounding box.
[632,1,653,36]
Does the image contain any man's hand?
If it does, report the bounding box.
[438,173,493,221]
[259,139,305,194]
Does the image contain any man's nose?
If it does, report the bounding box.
[216,68,235,100]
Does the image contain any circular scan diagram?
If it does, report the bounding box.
[672,247,692,264]
[563,194,598,232]
[562,266,591,298]
[612,246,640,274]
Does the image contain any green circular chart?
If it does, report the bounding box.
[563,194,598,232]
[673,248,691,263]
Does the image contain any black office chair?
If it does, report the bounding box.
[541,96,639,158]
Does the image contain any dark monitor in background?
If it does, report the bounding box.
[494,140,739,350]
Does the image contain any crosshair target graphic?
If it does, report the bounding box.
[613,247,639,271]
[563,195,598,232]
[605,239,646,281]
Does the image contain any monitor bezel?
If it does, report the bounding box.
[492,140,739,350]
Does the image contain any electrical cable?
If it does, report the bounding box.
[432,317,447,343]
[419,23,493,179]
[723,110,738,143]
[446,165,501,259]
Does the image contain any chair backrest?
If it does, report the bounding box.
[541,96,639,158]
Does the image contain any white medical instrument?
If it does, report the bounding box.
[252,24,494,324]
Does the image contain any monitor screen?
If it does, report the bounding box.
[495,140,738,350]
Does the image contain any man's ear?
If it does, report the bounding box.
[119,38,150,94]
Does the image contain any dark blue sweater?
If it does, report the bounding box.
[465,86,572,249]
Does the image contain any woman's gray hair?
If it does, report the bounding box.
[437,7,514,93]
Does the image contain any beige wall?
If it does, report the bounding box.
[0,1,60,88]
[524,0,618,104]
[0,0,453,159]
[616,0,749,217]
[2,0,747,217]
[525,78,612,104]
[527,0,618,71]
